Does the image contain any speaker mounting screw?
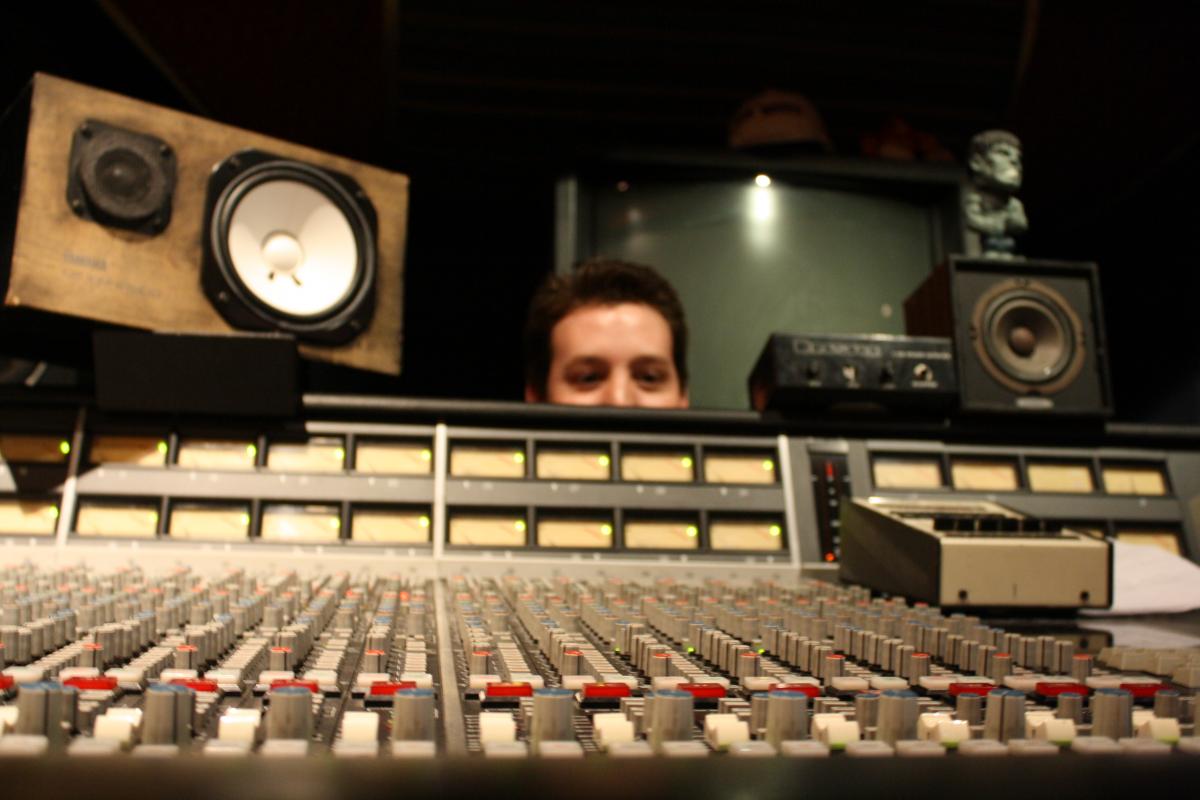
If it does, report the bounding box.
[70,197,84,212]
[218,291,229,303]
[152,215,164,228]
[159,144,172,159]
[79,123,92,138]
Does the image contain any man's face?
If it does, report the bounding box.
[977,142,1022,191]
[527,302,688,408]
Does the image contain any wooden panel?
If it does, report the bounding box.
[76,503,158,538]
[536,519,614,549]
[872,457,942,489]
[7,74,407,375]
[535,450,611,481]
[1102,465,1168,496]
[950,459,1020,492]
[1027,462,1094,493]
[260,505,341,542]
[710,520,784,551]
[620,452,694,483]
[703,453,776,485]
[169,505,250,541]
[354,442,432,475]
[624,520,700,550]
[351,510,431,544]
[0,500,59,535]
[89,435,167,466]
[448,515,527,546]
[450,446,526,478]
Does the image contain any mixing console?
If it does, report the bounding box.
[2,564,1197,761]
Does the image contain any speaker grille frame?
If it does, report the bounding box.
[66,118,176,235]
[201,149,378,344]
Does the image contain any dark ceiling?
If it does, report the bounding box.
[3,1,1199,420]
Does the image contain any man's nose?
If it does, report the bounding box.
[599,373,636,407]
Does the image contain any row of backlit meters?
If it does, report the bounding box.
[0,434,779,485]
[0,498,787,552]
[872,454,1172,496]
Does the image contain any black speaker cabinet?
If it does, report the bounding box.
[904,256,1112,416]
[1,73,407,375]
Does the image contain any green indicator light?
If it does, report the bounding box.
[598,455,611,467]
[513,452,526,464]
[419,516,431,528]
[758,648,766,655]
[762,459,774,471]
[686,646,695,654]
[246,444,258,459]
[769,525,782,537]
[157,441,169,455]
[240,514,251,526]
[686,526,699,538]
[420,449,432,461]
[334,448,346,461]
[49,506,60,520]
[515,520,526,532]
[680,456,693,469]
[150,512,159,523]
[59,441,71,455]
[601,524,613,536]
[614,647,622,654]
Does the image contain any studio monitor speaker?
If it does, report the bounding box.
[1,73,407,374]
[904,256,1111,416]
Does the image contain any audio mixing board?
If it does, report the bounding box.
[1,397,1199,794]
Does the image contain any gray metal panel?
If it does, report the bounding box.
[1167,452,1200,558]
[782,437,822,565]
[444,480,783,513]
[74,469,435,505]
[866,493,1183,524]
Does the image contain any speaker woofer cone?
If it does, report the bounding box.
[971,280,1087,395]
[201,150,378,344]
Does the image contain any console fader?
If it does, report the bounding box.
[2,564,1198,760]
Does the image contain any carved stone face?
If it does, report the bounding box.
[972,141,1022,192]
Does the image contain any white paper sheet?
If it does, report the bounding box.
[1082,540,1200,616]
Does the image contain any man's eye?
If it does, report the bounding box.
[636,371,666,386]
[569,371,603,386]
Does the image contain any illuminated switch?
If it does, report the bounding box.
[450,446,526,478]
[535,450,611,481]
[620,452,694,483]
[354,442,433,475]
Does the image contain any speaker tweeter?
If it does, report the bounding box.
[66,119,175,235]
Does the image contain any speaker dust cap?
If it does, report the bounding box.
[67,119,176,234]
[202,149,378,344]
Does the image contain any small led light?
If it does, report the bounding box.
[240,514,251,526]
[754,173,772,188]
[514,520,526,532]
[762,459,774,471]
[513,452,526,464]
[157,441,169,455]
[680,456,694,469]
[421,449,432,461]
[758,648,766,655]
[769,525,782,537]
[686,646,696,654]
[419,515,431,528]
[601,524,613,536]
[686,525,699,538]
[246,444,258,459]
[825,552,836,562]
[598,455,611,467]
[334,448,345,462]
[59,441,71,455]
[49,506,60,520]
[150,512,160,524]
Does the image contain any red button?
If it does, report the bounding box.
[484,682,534,698]
[369,681,419,696]
[582,683,631,699]
[948,682,995,696]
[63,676,119,691]
[270,679,320,693]
[171,679,220,693]
[767,683,821,698]
[1120,682,1172,699]
[679,683,726,699]
[1035,682,1090,697]
[0,676,12,691]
